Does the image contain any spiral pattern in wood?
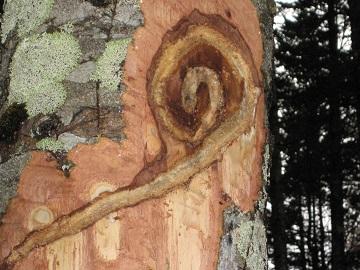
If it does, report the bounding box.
[148,25,258,145]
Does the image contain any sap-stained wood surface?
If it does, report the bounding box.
[0,0,266,269]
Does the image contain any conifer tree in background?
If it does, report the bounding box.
[346,0,360,267]
[269,0,359,269]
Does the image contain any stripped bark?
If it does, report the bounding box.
[0,0,270,269]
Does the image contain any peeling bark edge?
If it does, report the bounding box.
[252,0,276,102]
[217,0,275,269]
[0,153,31,223]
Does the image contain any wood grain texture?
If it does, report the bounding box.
[0,0,266,269]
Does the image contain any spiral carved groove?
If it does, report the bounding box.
[148,24,258,144]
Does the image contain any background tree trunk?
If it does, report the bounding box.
[0,0,274,269]
[328,1,346,268]
[269,105,288,270]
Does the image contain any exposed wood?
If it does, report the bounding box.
[0,0,267,269]
[1,95,262,269]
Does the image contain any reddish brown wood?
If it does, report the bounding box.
[0,0,266,269]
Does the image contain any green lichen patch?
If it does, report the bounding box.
[35,138,75,177]
[8,32,82,118]
[91,38,131,92]
[1,0,56,43]
[36,138,65,153]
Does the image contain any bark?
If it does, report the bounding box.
[0,0,274,269]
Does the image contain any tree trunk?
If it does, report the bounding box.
[0,0,274,269]
[348,0,360,154]
[269,106,288,270]
[348,0,360,53]
[327,0,346,269]
[306,194,315,268]
[318,195,327,270]
[297,195,307,270]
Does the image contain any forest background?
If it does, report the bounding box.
[268,0,359,269]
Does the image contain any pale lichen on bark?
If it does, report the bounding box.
[0,0,142,183]
[218,206,267,270]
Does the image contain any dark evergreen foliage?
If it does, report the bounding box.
[269,0,359,269]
